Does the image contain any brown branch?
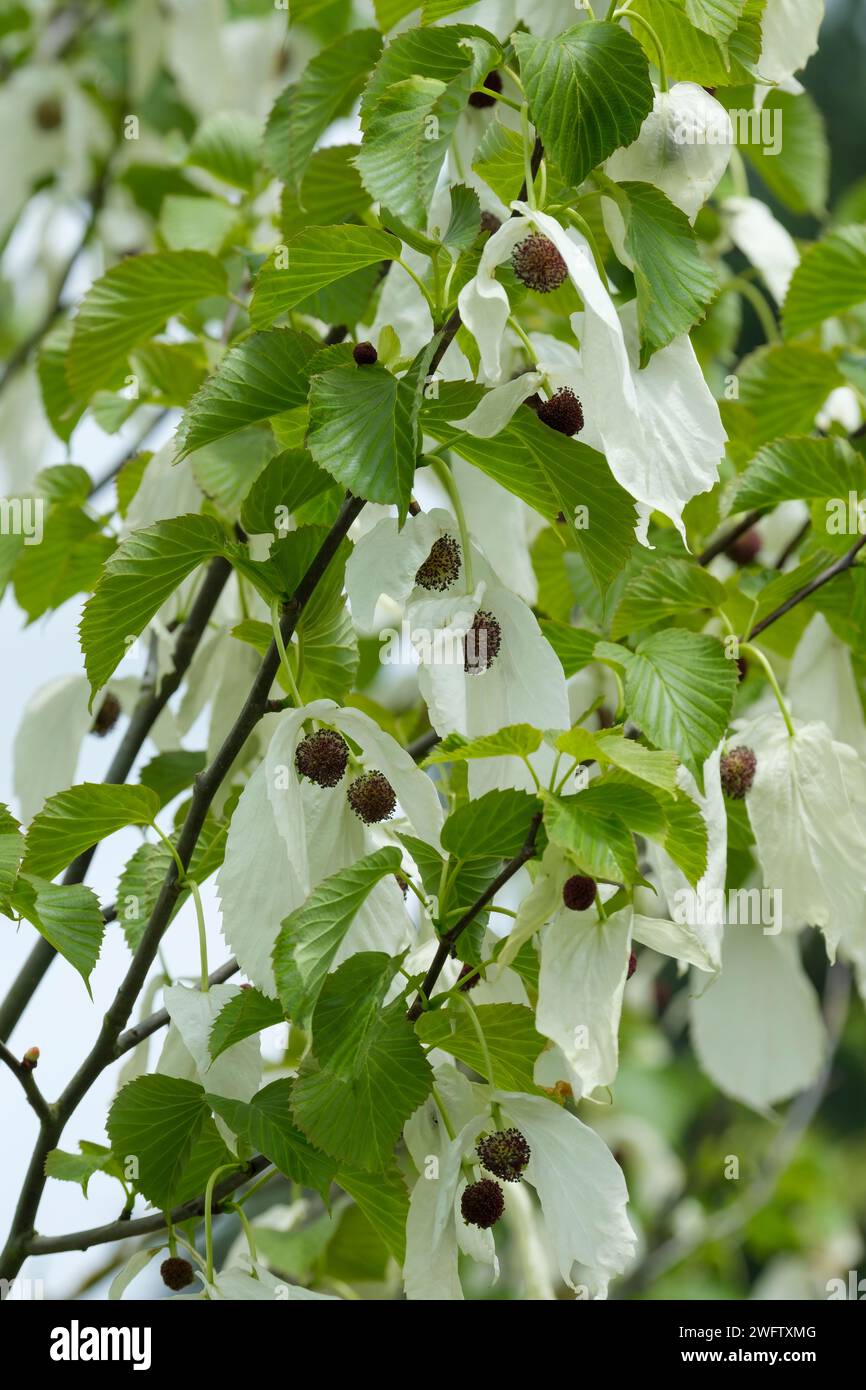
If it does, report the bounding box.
[407,810,543,1022]
[746,532,866,640]
[0,496,363,1286]
[697,510,762,567]
[0,1043,53,1126]
[114,957,240,1059]
[0,555,233,1045]
[25,1155,273,1257]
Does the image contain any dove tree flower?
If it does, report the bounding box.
[456,204,727,542]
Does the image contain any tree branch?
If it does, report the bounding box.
[113,957,240,1058]
[0,555,233,1044]
[0,1043,53,1126]
[0,496,364,1286]
[407,810,543,1022]
[25,1155,273,1257]
[697,510,762,567]
[745,532,866,640]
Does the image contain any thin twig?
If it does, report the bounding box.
[26,1156,272,1257]
[746,533,866,640]
[697,510,762,567]
[0,555,232,1043]
[407,811,543,1022]
[0,1043,53,1126]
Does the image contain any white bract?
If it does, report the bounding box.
[604,82,733,222]
[346,507,569,739]
[758,0,825,84]
[733,712,866,959]
[217,700,440,994]
[722,196,800,303]
[456,204,726,543]
[403,1066,636,1300]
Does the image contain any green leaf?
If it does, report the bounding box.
[661,789,709,886]
[159,196,239,255]
[13,505,114,623]
[594,729,680,794]
[22,784,160,881]
[280,146,371,240]
[538,621,598,677]
[108,1075,209,1208]
[423,725,542,765]
[44,1143,121,1197]
[311,952,401,1079]
[513,21,653,189]
[263,30,382,190]
[139,750,206,809]
[187,110,262,190]
[614,630,737,787]
[618,181,718,365]
[357,26,500,227]
[37,320,85,443]
[0,804,24,912]
[208,1079,336,1199]
[241,450,338,535]
[685,0,747,42]
[68,252,228,400]
[629,0,765,86]
[177,329,316,457]
[291,1002,431,1170]
[611,557,727,638]
[782,225,866,338]
[742,88,828,217]
[298,570,358,704]
[209,988,285,1062]
[441,789,540,860]
[731,437,864,511]
[542,791,639,883]
[17,879,105,990]
[307,346,433,518]
[79,514,226,697]
[423,384,637,593]
[336,1166,408,1265]
[737,344,844,447]
[272,847,402,1022]
[472,119,527,206]
[115,841,173,952]
[416,1002,544,1092]
[249,225,400,329]
[441,183,481,255]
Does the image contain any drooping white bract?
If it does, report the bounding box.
[403,1066,635,1299]
[604,82,733,222]
[788,614,866,758]
[13,675,94,824]
[733,711,866,960]
[689,928,825,1111]
[156,983,262,1150]
[645,745,728,973]
[721,196,800,303]
[498,1091,636,1297]
[759,0,825,84]
[217,700,442,994]
[346,507,569,739]
[536,902,633,1099]
[456,204,725,543]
